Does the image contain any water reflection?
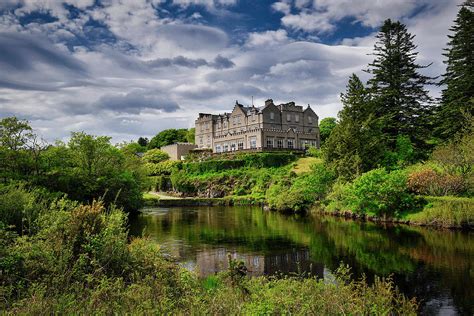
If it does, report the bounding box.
[129,206,474,315]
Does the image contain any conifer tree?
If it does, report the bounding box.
[366,19,433,152]
[324,74,384,179]
[436,1,474,139]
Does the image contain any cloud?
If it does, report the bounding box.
[0,32,88,90]
[278,0,453,34]
[146,54,234,69]
[246,29,289,47]
[96,90,180,114]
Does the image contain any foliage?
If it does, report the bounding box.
[324,74,385,180]
[366,19,433,154]
[0,184,53,235]
[145,160,182,176]
[383,135,416,169]
[137,137,149,147]
[148,128,191,149]
[267,163,335,212]
[142,148,169,164]
[186,127,196,144]
[407,168,465,196]
[404,196,474,228]
[183,160,245,173]
[238,152,297,168]
[118,141,146,155]
[337,168,421,218]
[432,121,474,176]
[436,1,474,140]
[319,117,337,144]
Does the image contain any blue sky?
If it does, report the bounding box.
[0,0,463,142]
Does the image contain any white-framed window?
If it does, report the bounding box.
[308,116,313,123]
[277,139,283,148]
[231,143,236,151]
[287,114,291,122]
[223,143,229,152]
[270,112,275,120]
[216,145,222,153]
[295,114,299,122]
[250,137,257,149]
[266,138,273,148]
[287,139,294,149]
[238,142,244,150]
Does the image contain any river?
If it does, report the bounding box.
[129,205,473,315]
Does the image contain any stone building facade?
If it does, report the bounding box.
[160,143,198,160]
[195,99,320,153]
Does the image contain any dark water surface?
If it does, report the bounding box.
[129,206,473,315]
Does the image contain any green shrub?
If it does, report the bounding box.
[145,160,182,176]
[343,168,421,218]
[0,184,52,235]
[239,153,297,168]
[266,164,335,212]
[183,160,245,173]
[142,149,169,164]
[170,171,196,194]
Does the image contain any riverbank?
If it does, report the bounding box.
[143,192,264,207]
[316,196,474,229]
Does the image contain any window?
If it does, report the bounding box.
[215,145,222,153]
[266,138,273,148]
[287,139,294,149]
[250,137,257,149]
[270,112,275,120]
[238,142,244,150]
[277,139,283,148]
[287,114,291,122]
[308,116,313,123]
[199,137,203,144]
[223,143,229,152]
[295,114,299,122]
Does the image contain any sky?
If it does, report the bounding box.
[0,0,464,143]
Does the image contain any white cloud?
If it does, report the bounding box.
[246,29,289,47]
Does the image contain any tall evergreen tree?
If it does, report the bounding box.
[324,74,384,179]
[366,19,433,152]
[437,1,474,140]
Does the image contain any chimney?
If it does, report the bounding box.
[265,99,274,106]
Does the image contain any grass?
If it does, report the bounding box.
[291,157,322,175]
[403,196,474,228]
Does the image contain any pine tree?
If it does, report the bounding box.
[324,74,385,179]
[437,1,474,140]
[366,19,433,153]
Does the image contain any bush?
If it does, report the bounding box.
[343,168,420,218]
[142,149,169,164]
[145,160,182,176]
[0,184,51,235]
[240,153,297,168]
[170,171,197,194]
[266,164,335,212]
[407,168,465,196]
[183,160,245,173]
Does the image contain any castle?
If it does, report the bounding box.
[195,99,320,153]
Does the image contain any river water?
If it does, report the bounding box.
[129,205,473,315]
